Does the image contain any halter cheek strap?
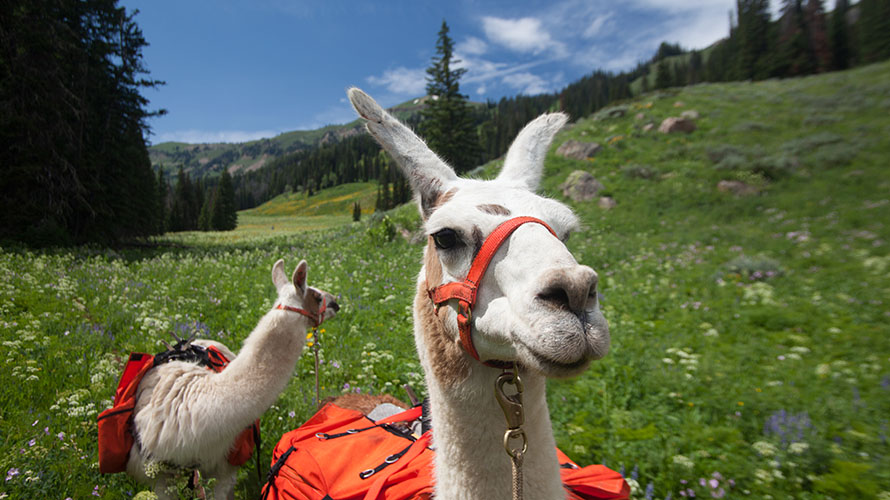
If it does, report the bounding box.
[428,217,557,368]
[276,296,327,328]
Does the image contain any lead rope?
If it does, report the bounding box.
[496,365,527,500]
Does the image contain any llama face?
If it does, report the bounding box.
[272,259,339,324]
[348,88,609,379]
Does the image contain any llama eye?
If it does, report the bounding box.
[432,228,459,250]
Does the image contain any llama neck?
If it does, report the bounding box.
[213,310,307,428]
[414,281,565,500]
[425,363,565,500]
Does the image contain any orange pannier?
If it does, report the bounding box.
[260,403,629,500]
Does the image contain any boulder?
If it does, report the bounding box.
[598,196,617,209]
[680,110,700,120]
[556,140,602,161]
[561,171,604,202]
[642,123,655,132]
[658,117,697,134]
[717,180,760,197]
[635,112,645,121]
[673,101,685,107]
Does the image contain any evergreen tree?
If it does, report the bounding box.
[211,169,237,231]
[805,0,831,72]
[419,20,480,173]
[0,0,164,244]
[736,0,773,79]
[197,190,213,231]
[775,0,817,76]
[655,61,672,89]
[858,0,890,63]
[156,168,168,234]
[352,202,361,222]
[830,0,851,70]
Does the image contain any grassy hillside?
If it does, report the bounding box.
[2,62,889,499]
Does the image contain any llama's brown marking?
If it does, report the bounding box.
[324,393,409,415]
[418,238,470,384]
[477,204,511,216]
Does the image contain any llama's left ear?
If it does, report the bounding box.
[272,259,288,291]
[348,87,457,218]
[292,260,308,294]
[497,112,568,191]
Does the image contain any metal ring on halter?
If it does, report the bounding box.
[503,428,528,461]
[315,432,329,440]
[384,454,400,464]
[359,468,376,479]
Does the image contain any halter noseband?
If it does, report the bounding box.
[276,296,327,328]
[428,216,558,368]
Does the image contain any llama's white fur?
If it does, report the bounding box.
[347,88,610,500]
[127,259,337,500]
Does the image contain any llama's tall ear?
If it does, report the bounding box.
[292,260,308,294]
[496,112,568,191]
[272,259,288,291]
[348,87,457,218]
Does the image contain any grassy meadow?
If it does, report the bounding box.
[2,62,889,499]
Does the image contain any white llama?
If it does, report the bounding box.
[346,88,612,500]
[128,259,339,500]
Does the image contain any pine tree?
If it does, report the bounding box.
[352,202,361,222]
[829,0,851,70]
[419,20,480,173]
[805,0,831,72]
[212,169,237,231]
[858,0,890,63]
[736,0,773,79]
[156,167,168,234]
[0,0,164,244]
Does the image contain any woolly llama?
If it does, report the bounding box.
[128,259,338,500]
[344,88,613,500]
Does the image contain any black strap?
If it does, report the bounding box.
[358,441,414,480]
[261,446,296,500]
[153,341,225,370]
[254,422,262,489]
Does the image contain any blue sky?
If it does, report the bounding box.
[123,0,746,145]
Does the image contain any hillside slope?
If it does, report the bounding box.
[2,63,888,499]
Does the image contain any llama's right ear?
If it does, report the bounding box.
[272,259,288,291]
[348,87,457,218]
[292,260,308,294]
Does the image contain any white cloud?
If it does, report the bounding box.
[457,36,488,56]
[481,16,567,57]
[367,66,427,96]
[155,129,281,144]
[583,12,614,38]
[502,72,554,96]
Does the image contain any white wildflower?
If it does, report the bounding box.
[752,441,778,456]
[671,454,694,469]
[789,442,809,455]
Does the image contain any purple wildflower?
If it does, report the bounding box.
[709,479,719,489]
[28,439,35,447]
[711,488,726,498]
[6,468,20,481]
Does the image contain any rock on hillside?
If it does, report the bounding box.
[561,170,604,202]
[557,140,602,161]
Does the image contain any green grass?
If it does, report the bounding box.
[2,62,890,499]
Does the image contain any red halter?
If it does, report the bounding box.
[428,217,558,367]
[276,297,326,328]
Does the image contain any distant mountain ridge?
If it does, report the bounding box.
[148,97,438,179]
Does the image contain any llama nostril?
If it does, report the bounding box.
[329,301,340,313]
[537,287,571,311]
[538,268,597,314]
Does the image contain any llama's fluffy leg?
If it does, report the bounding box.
[207,466,237,500]
[152,472,177,500]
